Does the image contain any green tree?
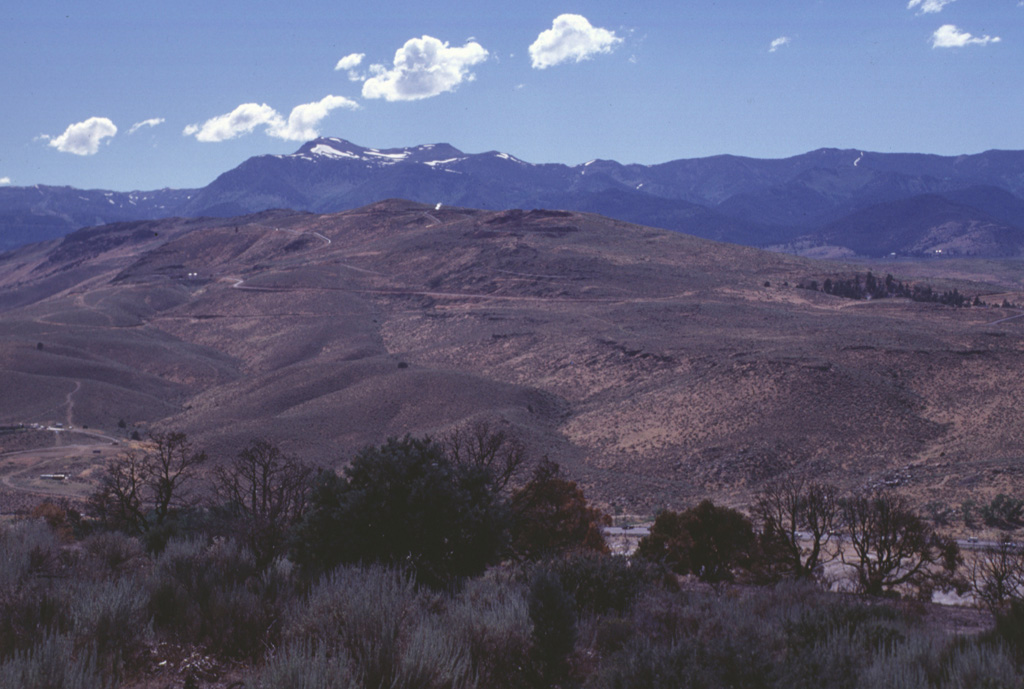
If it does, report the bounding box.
[636,500,756,583]
[508,459,609,560]
[981,494,1024,530]
[291,435,509,589]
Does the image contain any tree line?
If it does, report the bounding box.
[49,428,1024,605]
[4,428,1024,687]
[797,271,1016,308]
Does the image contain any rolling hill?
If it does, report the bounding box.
[2,202,1024,512]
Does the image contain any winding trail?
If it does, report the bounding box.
[63,381,81,428]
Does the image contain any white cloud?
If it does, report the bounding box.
[769,36,791,53]
[185,96,358,143]
[184,103,283,142]
[335,53,367,81]
[362,36,488,101]
[931,24,1001,48]
[529,14,622,69]
[335,52,364,71]
[128,117,165,134]
[907,0,956,13]
[268,95,359,141]
[47,117,118,155]
[0,177,10,185]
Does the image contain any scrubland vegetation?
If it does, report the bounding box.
[3,428,1024,688]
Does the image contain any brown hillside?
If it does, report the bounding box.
[2,200,1023,513]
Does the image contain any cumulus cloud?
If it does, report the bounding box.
[529,14,622,69]
[769,36,791,53]
[362,36,488,101]
[907,0,956,13]
[268,95,359,141]
[47,117,118,155]
[0,177,10,185]
[185,96,358,142]
[335,52,365,71]
[128,118,165,134]
[335,53,367,81]
[184,103,283,142]
[931,24,1001,48]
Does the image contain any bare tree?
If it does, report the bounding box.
[755,480,838,581]
[212,438,314,564]
[442,420,527,493]
[90,449,150,535]
[148,431,208,525]
[841,490,960,598]
[90,431,207,535]
[969,536,1024,613]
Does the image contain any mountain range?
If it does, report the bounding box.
[4,138,1024,257]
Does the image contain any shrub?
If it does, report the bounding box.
[393,618,472,689]
[248,642,356,689]
[0,522,72,660]
[148,537,281,659]
[285,565,422,687]
[80,532,147,579]
[69,578,150,675]
[992,599,1024,662]
[447,576,532,689]
[528,569,577,686]
[0,635,106,689]
[543,551,659,616]
[941,641,1021,689]
[598,583,936,689]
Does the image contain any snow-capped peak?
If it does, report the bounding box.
[289,138,467,167]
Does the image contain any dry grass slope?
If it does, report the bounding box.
[2,200,1023,513]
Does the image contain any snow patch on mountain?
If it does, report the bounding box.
[423,158,464,167]
[310,144,361,159]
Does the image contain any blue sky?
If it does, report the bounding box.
[1,1,1021,191]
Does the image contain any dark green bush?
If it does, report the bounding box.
[992,600,1024,662]
[528,569,577,686]
[292,436,509,590]
[982,494,1024,530]
[543,551,660,616]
